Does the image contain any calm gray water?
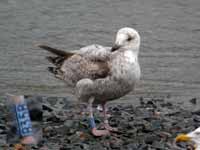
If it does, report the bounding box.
[0,0,200,102]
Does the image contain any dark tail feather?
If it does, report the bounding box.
[37,44,74,57]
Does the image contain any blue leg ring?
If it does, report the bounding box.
[14,102,33,137]
[88,117,96,129]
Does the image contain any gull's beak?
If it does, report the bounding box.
[175,134,197,150]
[175,134,191,142]
[111,44,121,52]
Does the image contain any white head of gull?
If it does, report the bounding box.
[38,27,141,136]
[176,127,200,150]
[112,27,140,53]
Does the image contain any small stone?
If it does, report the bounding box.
[157,131,172,139]
[193,115,200,122]
[0,135,6,145]
[14,144,26,150]
[144,135,160,144]
[46,97,58,106]
[64,120,74,128]
[76,131,90,141]
[161,102,173,108]
[139,97,145,105]
[192,110,200,115]
[189,98,197,105]
[29,108,43,121]
[176,142,189,148]
[79,143,90,150]
[126,143,141,150]
[46,114,61,122]
[152,141,165,149]
[0,124,6,130]
[42,104,54,112]
[110,137,123,149]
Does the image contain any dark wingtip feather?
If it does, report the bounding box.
[47,67,63,80]
[46,56,54,64]
[46,56,65,67]
[48,67,56,74]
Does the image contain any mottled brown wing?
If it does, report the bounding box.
[38,44,111,83]
[46,54,111,85]
[80,59,110,79]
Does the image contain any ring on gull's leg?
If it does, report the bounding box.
[88,97,110,136]
[15,102,33,137]
[7,94,36,144]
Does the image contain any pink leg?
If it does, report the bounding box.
[88,98,110,136]
[102,103,118,132]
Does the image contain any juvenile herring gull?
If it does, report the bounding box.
[38,27,141,136]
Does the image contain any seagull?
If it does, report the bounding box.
[176,127,200,150]
[38,27,141,136]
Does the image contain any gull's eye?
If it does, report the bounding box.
[127,35,135,41]
[127,36,132,41]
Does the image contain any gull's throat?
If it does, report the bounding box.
[124,50,137,63]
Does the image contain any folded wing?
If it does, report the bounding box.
[38,44,111,86]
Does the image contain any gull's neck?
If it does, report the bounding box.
[124,50,139,64]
